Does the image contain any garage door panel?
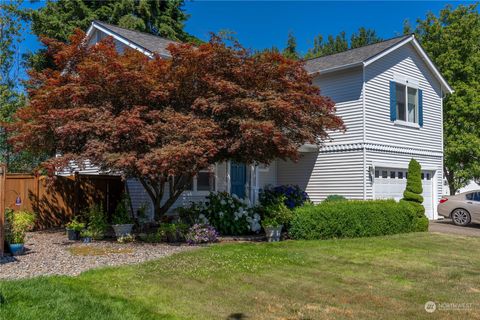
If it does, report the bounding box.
[374,168,434,219]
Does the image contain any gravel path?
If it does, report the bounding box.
[0,230,195,280]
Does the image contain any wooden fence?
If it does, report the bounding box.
[0,167,124,255]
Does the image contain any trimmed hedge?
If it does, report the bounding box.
[289,200,419,240]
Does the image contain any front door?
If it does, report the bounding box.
[230,162,246,198]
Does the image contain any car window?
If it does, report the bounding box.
[466,192,480,201]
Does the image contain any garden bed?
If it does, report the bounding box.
[0,229,195,280]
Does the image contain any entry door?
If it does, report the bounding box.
[230,162,246,198]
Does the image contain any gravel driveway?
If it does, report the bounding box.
[429,219,480,237]
[0,230,195,280]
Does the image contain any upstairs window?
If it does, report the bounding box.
[390,80,423,126]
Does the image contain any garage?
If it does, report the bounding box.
[373,168,435,219]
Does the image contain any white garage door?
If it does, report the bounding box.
[374,168,434,219]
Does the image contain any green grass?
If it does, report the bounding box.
[1,232,480,319]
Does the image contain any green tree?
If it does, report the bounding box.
[26,0,196,70]
[414,4,480,194]
[402,159,428,231]
[350,27,382,49]
[0,0,33,171]
[282,31,298,60]
[305,28,382,59]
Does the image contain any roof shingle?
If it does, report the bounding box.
[304,35,411,74]
[93,20,178,57]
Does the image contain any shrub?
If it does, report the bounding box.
[113,194,133,224]
[402,159,428,232]
[66,218,85,232]
[85,204,108,240]
[181,192,261,235]
[186,224,218,244]
[5,210,36,244]
[157,223,189,242]
[323,195,347,203]
[261,198,293,229]
[259,185,309,209]
[290,200,417,240]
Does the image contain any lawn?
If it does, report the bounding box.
[1,233,479,319]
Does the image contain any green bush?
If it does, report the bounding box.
[403,159,424,205]
[5,210,36,244]
[290,200,417,240]
[85,204,108,240]
[401,159,428,231]
[323,195,347,203]
[113,194,133,224]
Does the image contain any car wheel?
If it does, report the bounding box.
[451,208,471,226]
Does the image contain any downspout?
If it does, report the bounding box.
[362,62,367,200]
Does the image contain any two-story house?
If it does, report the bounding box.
[85,21,453,220]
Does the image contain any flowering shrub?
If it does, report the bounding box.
[202,192,261,235]
[186,224,218,244]
[177,192,261,235]
[5,210,36,244]
[259,185,309,209]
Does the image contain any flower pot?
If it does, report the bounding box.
[82,237,92,244]
[66,229,80,241]
[8,243,24,255]
[264,225,283,242]
[112,224,134,238]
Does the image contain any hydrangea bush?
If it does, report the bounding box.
[259,185,309,209]
[186,224,218,244]
[177,192,261,235]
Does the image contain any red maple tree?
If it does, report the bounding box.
[10,30,344,219]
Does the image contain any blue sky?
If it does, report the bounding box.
[18,1,477,75]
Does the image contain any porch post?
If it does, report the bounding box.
[226,161,231,194]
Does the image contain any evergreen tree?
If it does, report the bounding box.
[0,0,42,171]
[350,27,382,48]
[282,31,298,60]
[402,159,428,231]
[26,0,196,70]
[305,28,381,59]
[414,4,480,194]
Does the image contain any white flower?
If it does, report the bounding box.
[250,221,261,232]
[253,213,260,221]
[219,211,224,217]
[220,200,226,206]
[232,194,239,200]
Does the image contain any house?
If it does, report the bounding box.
[85,21,453,220]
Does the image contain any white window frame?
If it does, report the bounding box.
[182,167,216,195]
[392,74,420,127]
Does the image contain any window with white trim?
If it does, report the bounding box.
[174,169,215,193]
[395,83,418,123]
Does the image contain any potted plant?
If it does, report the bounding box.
[261,198,292,242]
[262,217,283,242]
[66,219,85,241]
[112,195,134,238]
[80,229,93,243]
[5,210,36,255]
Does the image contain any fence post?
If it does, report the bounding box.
[0,164,6,256]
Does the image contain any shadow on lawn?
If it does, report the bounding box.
[227,313,248,319]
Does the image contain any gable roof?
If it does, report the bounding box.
[87,20,177,57]
[86,21,453,94]
[304,35,410,74]
[305,34,453,94]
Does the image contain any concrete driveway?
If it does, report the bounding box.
[429,219,480,237]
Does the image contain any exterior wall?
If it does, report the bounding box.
[258,161,277,190]
[364,42,443,152]
[87,28,128,53]
[314,67,364,145]
[277,150,365,202]
[127,162,228,219]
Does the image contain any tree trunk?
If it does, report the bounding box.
[139,174,192,221]
[444,166,457,195]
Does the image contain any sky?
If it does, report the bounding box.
[16,1,477,77]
